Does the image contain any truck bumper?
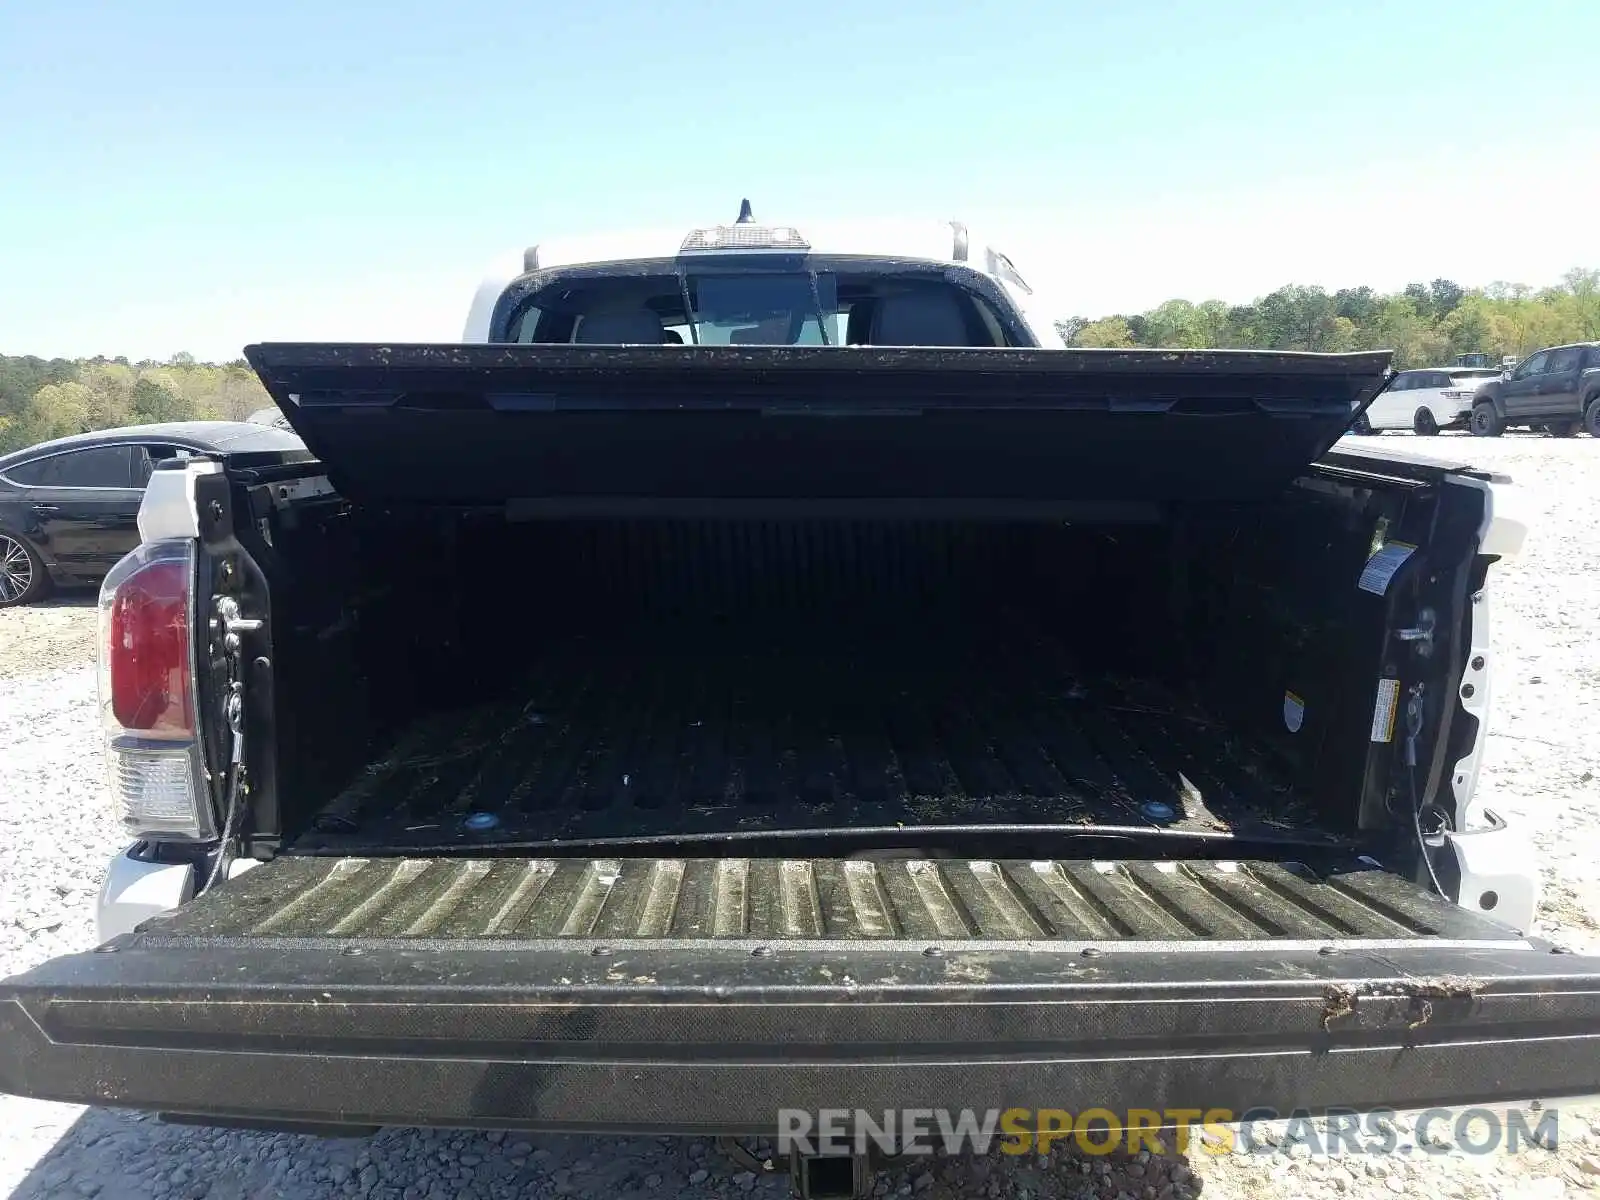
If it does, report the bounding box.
[1444,812,1542,936]
[96,846,261,944]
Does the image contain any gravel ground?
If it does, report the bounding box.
[2,431,1598,1200]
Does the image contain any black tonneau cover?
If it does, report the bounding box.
[244,344,1392,510]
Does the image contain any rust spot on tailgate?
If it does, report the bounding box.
[1322,976,1484,1031]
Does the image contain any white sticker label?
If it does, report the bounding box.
[1283,691,1305,733]
[1370,678,1400,743]
[1358,541,1417,595]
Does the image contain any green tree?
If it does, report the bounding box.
[1071,317,1136,348]
[1193,300,1233,347]
[1055,317,1087,345]
[79,363,137,428]
[1560,268,1600,339]
[1064,266,1595,365]
[0,381,95,450]
[1429,279,1464,318]
[0,354,77,418]
[1145,300,1202,348]
[1325,316,1358,352]
[1440,301,1496,358]
[1403,282,1434,321]
[130,377,196,423]
[1254,286,1337,350]
[1334,287,1379,324]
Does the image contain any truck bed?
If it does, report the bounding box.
[296,612,1328,854]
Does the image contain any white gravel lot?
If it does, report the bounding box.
[2,432,1598,1199]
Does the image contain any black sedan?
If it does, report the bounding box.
[0,420,305,607]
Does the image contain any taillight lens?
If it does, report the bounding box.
[98,540,213,840]
[108,557,193,735]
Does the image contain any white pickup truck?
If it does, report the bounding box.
[3,209,1592,1168]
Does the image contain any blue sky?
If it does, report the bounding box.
[2,0,1596,360]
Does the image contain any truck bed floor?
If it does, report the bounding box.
[297,615,1323,853]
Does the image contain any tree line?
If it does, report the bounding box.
[0,353,271,455]
[1055,268,1600,365]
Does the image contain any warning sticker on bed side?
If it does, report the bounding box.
[1283,691,1306,733]
[1370,678,1401,742]
[1358,541,1417,595]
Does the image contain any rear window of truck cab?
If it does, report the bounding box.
[507,268,1017,347]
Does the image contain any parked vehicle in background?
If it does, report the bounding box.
[0,421,306,606]
[1355,366,1502,435]
[1469,342,1600,437]
[1452,352,1496,369]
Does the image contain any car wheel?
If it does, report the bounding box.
[0,532,50,608]
[1350,413,1375,435]
[1413,408,1440,436]
[1545,420,1579,438]
[1586,396,1600,438]
[1470,403,1503,437]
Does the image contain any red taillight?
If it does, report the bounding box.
[98,540,209,839]
[108,557,193,736]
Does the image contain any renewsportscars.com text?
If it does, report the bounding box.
[778,1107,1562,1158]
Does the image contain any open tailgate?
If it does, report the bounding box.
[5,855,1600,1131]
[242,344,1392,510]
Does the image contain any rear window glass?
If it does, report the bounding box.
[670,273,839,346]
[509,269,1003,347]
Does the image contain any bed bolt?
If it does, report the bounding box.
[751,945,774,958]
[1318,945,1338,956]
[1081,947,1103,959]
[94,943,120,954]
[1461,683,1476,699]
[591,945,613,957]
[1471,656,1485,671]
[342,946,364,957]
[922,946,943,958]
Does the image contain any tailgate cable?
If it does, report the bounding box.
[1403,685,1446,897]
[205,595,258,892]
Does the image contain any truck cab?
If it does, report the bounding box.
[460,210,1064,350]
